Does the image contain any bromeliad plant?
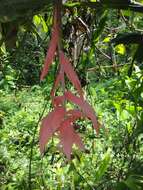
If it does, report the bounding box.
[39,1,99,159]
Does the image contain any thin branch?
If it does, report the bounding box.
[95,46,111,61]
[28,99,49,190]
[87,63,131,72]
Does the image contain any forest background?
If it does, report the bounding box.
[0,0,143,189]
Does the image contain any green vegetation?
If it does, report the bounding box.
[0,1,143,189]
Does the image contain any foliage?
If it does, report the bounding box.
[0,66,143,189]
[0,0,143,190]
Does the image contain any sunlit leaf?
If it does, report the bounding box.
[60,51,83,97]
[39,106,65,153]
[115,44,126,55]
[59,118,84,159]
[65,91,99,133]
[40,26,59,80]
[54,91,99,133]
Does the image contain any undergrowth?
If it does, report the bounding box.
[1,66,143,190]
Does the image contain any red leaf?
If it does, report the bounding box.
[39,106,65,154]
[52,92,99,133]
[40,27,59,80]
[40,5,61,81]
[60,51,83,97]
[65,91,99,133]
[50,66,64,98]
[53,95,65,107]
[59,119,84,159]
[66,109,85,120]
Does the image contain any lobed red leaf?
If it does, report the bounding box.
[65,91,99,133]
[39,106,65,154]
[66,109,85,121]
[59,119,84,159]
[53,92,99,133]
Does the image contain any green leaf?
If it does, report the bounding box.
[83,1,143,13]
[33,15,41,26]
[116,182,128,190]
[124,175,143,190]
[133,44,143,63]
[93,11,108,43]
[115,44,126,55]
[95,148,111,182]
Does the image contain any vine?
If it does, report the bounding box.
[39,1,99,159]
